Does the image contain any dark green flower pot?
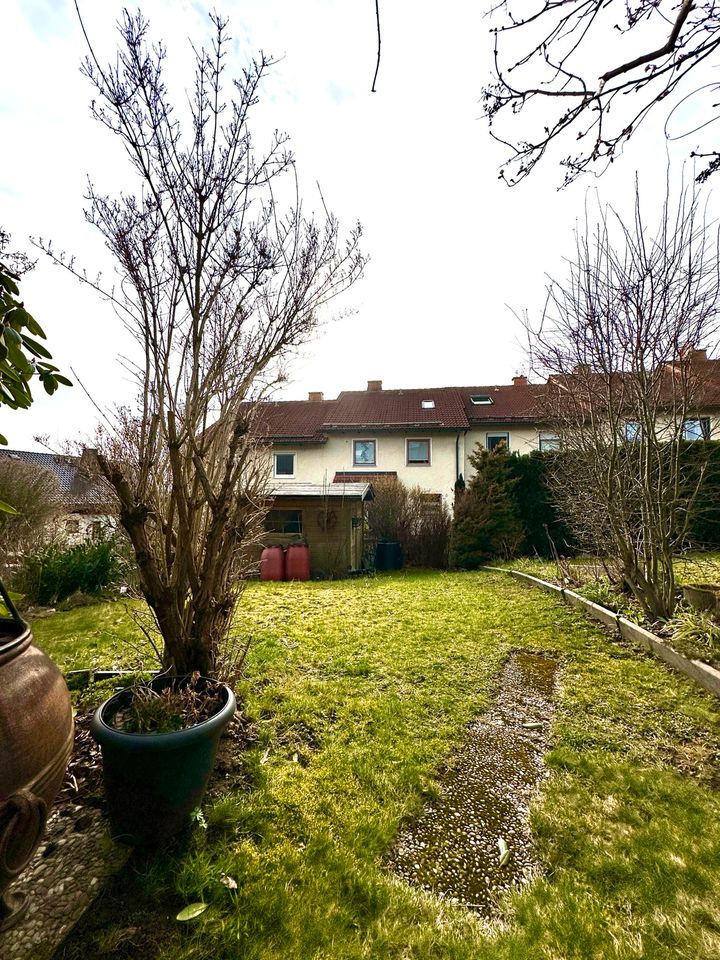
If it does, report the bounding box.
[90,676,235,845]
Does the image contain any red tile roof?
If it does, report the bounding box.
[328,387,470,429]
[253,364,720,442]
[457,384,548,423]
[251,400,337,442]
[254,384,550,440]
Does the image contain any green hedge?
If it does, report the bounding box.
[450,441,720,566]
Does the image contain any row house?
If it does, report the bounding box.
[255,376,553,511]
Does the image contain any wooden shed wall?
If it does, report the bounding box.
[260,497,365,578]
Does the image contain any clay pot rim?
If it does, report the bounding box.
[0,618,32,664]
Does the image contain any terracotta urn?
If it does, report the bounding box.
[0,589,74,931]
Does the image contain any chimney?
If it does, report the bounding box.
[308,391,324,402]
[367,380,382,392]
[692,348,708,362]
[512,375,528,386]
[79,447,99,474]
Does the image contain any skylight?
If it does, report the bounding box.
[470,395,493,405]
[421,399,435,409]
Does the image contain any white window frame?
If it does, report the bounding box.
[273,451,296,478]
[352,438,377,467]
[538,431,560,452]
[682,417,711,441]
[406,438,432,465]
[486,432,510,451]
[624,421,641,442]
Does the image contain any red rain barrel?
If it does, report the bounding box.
[260,545,285,581]
[285,544,310,581]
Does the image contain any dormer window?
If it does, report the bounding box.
[421,399,435,409]
[470,395,493,405]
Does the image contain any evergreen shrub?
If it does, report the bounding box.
[14,536,127,606]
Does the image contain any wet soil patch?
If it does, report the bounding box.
[388,651,559,916]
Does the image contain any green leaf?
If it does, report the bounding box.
[53,374,73,387]
[176,902,208,921]
[6,344,33,377]
[0,498,18,515]
[6,381,32,407]
[0,433,8,446]
[0,360,24,384]
[0,386,19,407]
[21,334,52,359]
[7,307,32,330]
[42,375,58,395]
[3,326,22,347]
[0,274,19,296]
[25,315,46,339]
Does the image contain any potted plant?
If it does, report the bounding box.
[90,673,235,845]
[62,14,361,844]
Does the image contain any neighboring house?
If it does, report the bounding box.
[255,365,720,510]
[0,447,116,543]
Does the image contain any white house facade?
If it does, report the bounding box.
[257,367,720,510]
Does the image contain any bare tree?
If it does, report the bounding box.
[483,1,720,186]
[529,181,720,620]
[0,460,60,568]
[41,10,365,675]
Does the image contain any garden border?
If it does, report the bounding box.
[481,566,720,698]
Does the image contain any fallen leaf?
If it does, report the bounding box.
[176,902,208,921]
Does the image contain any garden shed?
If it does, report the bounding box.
[263,482,374,578]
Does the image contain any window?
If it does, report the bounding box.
[624,421,641,442]
[538,432,560,451]
[406,439,431,464]
[264,510,302,534]
[421,399,435,409]
[419,492,443,516]
[470,395,493,405]
[89,521,103,540]
[65,517,80,535]
[486,432,509,451]
[273,452,295,477]
[353,439,376,466]
[683,418,711,441]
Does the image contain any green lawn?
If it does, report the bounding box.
[40,572,720,960]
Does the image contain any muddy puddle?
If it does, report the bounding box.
[388,651,559,916]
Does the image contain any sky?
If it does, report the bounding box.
[1,0,716,451]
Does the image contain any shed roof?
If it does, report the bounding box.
[269,482,373,501]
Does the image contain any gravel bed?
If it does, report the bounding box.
[388,650,559,915]
[0,711,131,960]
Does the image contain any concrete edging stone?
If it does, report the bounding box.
[480,565,720,698]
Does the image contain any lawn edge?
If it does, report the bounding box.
[481,566,720,698]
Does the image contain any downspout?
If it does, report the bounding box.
[455,431,467,482]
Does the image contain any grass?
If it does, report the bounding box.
[40,572,720,960]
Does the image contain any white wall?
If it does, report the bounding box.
[272,432,463,506]
[272,414,720,507]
